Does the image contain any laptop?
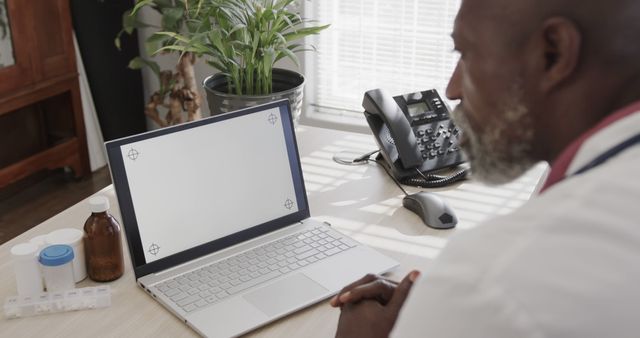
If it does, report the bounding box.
[105,99,398,337]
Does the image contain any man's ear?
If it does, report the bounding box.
[538,17,582,92]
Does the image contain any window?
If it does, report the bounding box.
[302,0,461,132]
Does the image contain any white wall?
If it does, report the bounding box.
[74,34,107,172]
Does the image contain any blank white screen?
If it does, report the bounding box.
[120,107,299,263]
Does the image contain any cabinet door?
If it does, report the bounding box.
[0,0,34,96]
[29,0,76,82]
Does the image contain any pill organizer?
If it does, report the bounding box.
[3,286,111,319]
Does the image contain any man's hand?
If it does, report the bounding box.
[332,271,420,338]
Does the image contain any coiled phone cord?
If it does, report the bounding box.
[354,150,469,190]
[405,167,469,188]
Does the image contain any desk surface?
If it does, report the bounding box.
[0,125,547,337]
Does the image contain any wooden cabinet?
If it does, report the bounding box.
[0,0,89,188]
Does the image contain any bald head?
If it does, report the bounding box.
[537,0,640,67]
[459,0,640,67]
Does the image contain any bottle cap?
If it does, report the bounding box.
[29,235,49,250]
[39,245,75,267]
[88,196,110,213]
[45,228,83,246]
[10,243,39,260]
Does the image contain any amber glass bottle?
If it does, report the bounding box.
[83,196,124,282]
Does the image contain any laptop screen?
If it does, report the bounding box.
[106,100,309,277]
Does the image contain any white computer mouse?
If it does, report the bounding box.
[402,192,457,229]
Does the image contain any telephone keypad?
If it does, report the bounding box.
[401,88,463,162]
[413,119,462,161]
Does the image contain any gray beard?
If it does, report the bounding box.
[450,90,537,185]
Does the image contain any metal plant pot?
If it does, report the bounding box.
[203,68,305,120]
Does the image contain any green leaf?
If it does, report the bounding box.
[283,24,330,42]
[122,9,152,34]
[276,47,299,68]
[262,47,276,74]
[154,0,174,9]
[154,31,191,44]
[131,0,155,16]
[206,59,228,73]
[281,13,295,31]
[193,0,205,17]
[275,0,296,9]
[185,15,211,34]
[285,12,303,26]
[145,33,170,56]
[122,10,137,34]
[251,30,260,56]
[114,36,122,50]
[229,23,246,35]
[128,57,162,77]
[161,7,185,32]
[274,32,286,45]
[155,44,208,55]
[208,31,227,57]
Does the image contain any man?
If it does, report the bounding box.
[331,0,640,337]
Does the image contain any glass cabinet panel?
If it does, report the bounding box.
[0,0,16,68]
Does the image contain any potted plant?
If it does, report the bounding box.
[154,0,329,119]
[116,0,205,127]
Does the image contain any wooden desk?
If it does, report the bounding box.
[0,126,547,337]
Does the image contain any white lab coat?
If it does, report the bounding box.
[392,111,640,338]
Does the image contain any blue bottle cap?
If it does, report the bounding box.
[39,244,75,267]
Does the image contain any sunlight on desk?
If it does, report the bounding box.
[296,127,547,263]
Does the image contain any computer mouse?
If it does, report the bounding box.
[402,192,457,229]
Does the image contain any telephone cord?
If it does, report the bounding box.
[354,149,468,190]
[353,150,409,196]
[407,167,469,188]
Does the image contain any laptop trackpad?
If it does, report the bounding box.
[243,273,329,317]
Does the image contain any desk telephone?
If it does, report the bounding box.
[363,88,468,187]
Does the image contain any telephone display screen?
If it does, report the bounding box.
[407,102,429,117]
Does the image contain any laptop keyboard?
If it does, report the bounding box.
[154,226,357,313]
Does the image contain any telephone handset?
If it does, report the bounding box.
[363,88,467,187]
